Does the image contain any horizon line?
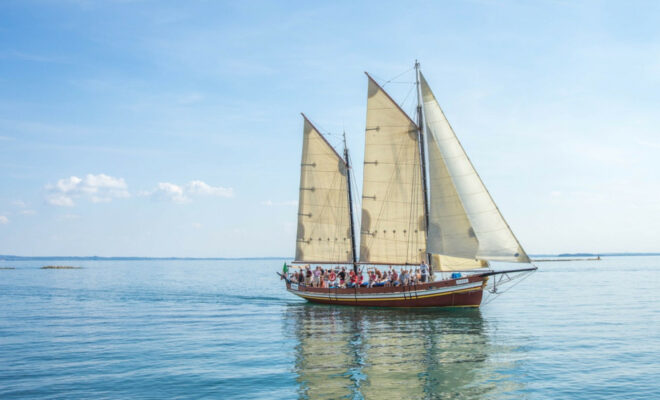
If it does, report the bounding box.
[2,252,660,261]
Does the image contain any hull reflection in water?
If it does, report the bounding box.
[284,304,524,399]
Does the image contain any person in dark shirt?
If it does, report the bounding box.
[338,267,346,283]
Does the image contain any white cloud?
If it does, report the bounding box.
[143,180,233,203]
[46,193,75,207]
[192,222,202,229]
[186,180,233,197]
[12,200,27,208]
[45,173,130,206]
[149,182,190,204]
[0,216,8,224]
[261,199,298,207]
[20,210,37,215]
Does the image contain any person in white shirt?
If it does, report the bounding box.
[420,261,429,283]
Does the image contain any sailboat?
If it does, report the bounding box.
[280,62,537,308]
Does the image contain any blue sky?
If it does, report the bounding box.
[1,0,659,256]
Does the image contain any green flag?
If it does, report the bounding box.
[282,262,289,274]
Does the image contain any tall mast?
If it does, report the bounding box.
[415,60,433,274]
[343,131,358,273]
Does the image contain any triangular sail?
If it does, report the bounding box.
[359,76,426,264]
[295,116,354,263]
[431,254,488,272]
[420,73,529,263]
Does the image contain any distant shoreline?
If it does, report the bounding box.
[1,253,659,261]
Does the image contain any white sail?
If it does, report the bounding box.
[420,73,529,263]
[295,116,354,263]
[359,76,426,265]
[426,125,479,259]
[431,254,488,272]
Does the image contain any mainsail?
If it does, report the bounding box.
[359,75,426,265]
[420,73,529,263]
[295,116,354,263]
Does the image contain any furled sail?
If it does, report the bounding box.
[295,116,354,263]
[420,73,529,263]
[359,75,426,264]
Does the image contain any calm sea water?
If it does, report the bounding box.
[0,256,658,399]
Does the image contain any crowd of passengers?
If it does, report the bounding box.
[288,262,431,288]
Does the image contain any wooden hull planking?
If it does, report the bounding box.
[285,275,487,308]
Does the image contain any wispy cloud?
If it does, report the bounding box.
[45,174,130,206]
[637,139,660,149]
[261,200,298,207]
[186,180,233,197]
[0,215,8,224]
[57,213,81,221]
[142,180,234,204]
[145,182,189,204]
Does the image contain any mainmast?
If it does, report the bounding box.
[415,60,433,274]
[343,132,358,273]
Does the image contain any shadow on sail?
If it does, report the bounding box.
[283,304,524,399]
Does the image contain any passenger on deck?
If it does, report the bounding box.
[338,268,346,286]
[347,270,357,288]
[391,269,399,286]
[305,266,312,286]
[401,269,409,286]
[358,272,367,287]
[420,261,429,283]
[372,268,386,287]
[321,271,328,288]
[368,270,377,287]
[313,266,321,287]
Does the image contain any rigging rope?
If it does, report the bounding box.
[382,66,415,87]
[482,265,537,305]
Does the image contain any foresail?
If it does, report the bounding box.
[359,76,426,265]
[431,254,489,272]
[426,127,479,259]
[420,73,529,263]
[295,117,354,263]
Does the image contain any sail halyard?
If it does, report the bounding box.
[359,73,427,265]
[419,73,530,263]
[294,114,355,264]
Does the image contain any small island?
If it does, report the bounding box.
[41,265,83,269]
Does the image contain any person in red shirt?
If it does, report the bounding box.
[369,270,376,287]
[348,270,357,288]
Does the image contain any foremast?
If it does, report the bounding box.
[343,132,358,274]
[414,60,433,276]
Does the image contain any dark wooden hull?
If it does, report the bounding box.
[285,275,487,308]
